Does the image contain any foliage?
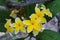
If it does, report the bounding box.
[0,0,60,40]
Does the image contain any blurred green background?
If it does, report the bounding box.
[0,0,60,40]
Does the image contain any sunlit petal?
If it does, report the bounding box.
[27,26,33,33]
[5,19,14,33]
[33,30,39,36]
[19,26,25,32]
[35,7,41,14]
[7,27,14,33]
[15,27,19,34]
[39,17,47,23]
[30,14,37,20]
[23,20,31,25]
[10,9,19,18]
[45,9,52,17]
[33,26,39,31]
[15,17,22,24]
[41,4,46,10]
[5,19,11,28]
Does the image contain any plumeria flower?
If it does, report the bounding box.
[30,4,52,23]
[13,17,25,34]
[4,19,14,33]
[44,9,52,17]
[23,19,43,36]
[41,4,52,17]
[30,7,46,23]
[10,9,19,18]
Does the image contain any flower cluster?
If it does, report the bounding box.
[4,4,52,38]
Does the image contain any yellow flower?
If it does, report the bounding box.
[13,17,25,33]
[23,19,43,36]
[35,7,44,17]
[10,9,19,18]
[5,19,14,33]
[41,4,52,17]
[30,7,46,23]
[44,9,52,17]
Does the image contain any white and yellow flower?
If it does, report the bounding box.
[23,19,43,36]
[13,17,25,33]
[30,7,46,23]
[5,19,14,33]
[10,9,19,18]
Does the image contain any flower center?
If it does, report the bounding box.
[37,14,40,17]
[31,22,34,25]
[18,24,21,27]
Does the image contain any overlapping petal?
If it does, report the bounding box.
[23,20,31,25]
[13,17,25,33]
[33,29,39,36]
[5,19,14,33]
[44,9,52,17]
[27,25,33,33]
[10,9,19,18]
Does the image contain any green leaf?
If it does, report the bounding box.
[16,38,24,40]
[25,4,35,18]
[45,0,60,17]
[37,30,60,40]
[0,10,10,32]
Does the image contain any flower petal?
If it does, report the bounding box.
[33,19,40,25]
[10,9,19,18]
[35,7,41,14]
[23,20,31,25]
[41,4,46,10]
[45,9,52,17]
[5,19,11,28]
[33,30,39,36]
[39,17,47,23]
[7,27,14,33]
[30,14,37,20]
[33,26,39,31]
[19,26,25,32]
[38,24,43,32]
[27,26,33,33]
[15,17,22,24]
[15,27,19,34]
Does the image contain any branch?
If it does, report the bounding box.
[0,0,50,11]
[0,5,10,11]
[7,0,50,7]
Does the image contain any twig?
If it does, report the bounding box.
[0,5,10,11]
[0,0,50,11]
[7,0,50,7]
